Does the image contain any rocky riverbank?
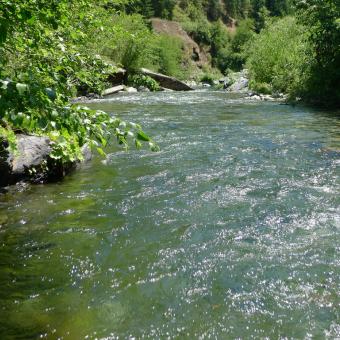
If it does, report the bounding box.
[0,135,91,188]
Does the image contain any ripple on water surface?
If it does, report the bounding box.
[0,92,339,338]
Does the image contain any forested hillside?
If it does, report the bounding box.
[119,0,339,107]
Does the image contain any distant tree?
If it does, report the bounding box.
[141,0,155,18]
[265,0,291,15]
[251,0,269,31]
[151,0,176,19]
[223,0,238,18]
[206,0,222,21]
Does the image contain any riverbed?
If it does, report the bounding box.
[0,92,339,338]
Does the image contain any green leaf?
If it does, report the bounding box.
[96,147,106,157]
[136,130,150,142]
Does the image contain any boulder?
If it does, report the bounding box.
[102,85,124,96]
[0,134,91,187]
[125,87,138,93]
[228,77,249,92]
[11,135,51,176]
[137,86,150,92]
[140,68,193,91]
[185,80,198,88]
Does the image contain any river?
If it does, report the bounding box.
[0,92,339,338]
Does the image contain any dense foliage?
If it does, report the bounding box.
[246,16,309,96]
[294,0,340,106]
[246,0,339,107]
[0,1,159,163]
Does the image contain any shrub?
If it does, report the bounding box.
[200,74,215,85]
[245,16,310,96]
[98,13,155,72]
[295,0,340,107]
[150,34,185,79]
[128,74,160,91]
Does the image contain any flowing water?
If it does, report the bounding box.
[0,92,339,339]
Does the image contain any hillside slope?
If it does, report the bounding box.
[151,18,209,69]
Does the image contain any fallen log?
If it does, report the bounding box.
[140,68,193,91]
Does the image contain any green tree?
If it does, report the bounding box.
[151,0,176,19]
[206,0,222,21]
[246,16,310,96]
[265,0,291,15]
[295,0,340,106]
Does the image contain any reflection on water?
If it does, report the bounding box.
[0,92,339,338]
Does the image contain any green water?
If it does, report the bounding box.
[0,92,339,339]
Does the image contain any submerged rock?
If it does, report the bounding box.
[0,135,91,188]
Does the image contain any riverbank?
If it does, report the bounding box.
[0,76,289,190]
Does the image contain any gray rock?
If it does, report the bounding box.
[228,77,249,92]
[125,87,138,93]
[137,86,150,92]
[102,85,124,96]
[80,144,92,163]
[0,134,92,187]
[185,80,198,88]
[11,135,51,176]
[140,68,193,91]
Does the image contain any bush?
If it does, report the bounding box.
[248,80,272,94]
[182,20,212,46]
[295,0,340,107]
[245,16,310,96]
[200,74,215,85]
[98,13,155,72]
[128,74,160,91]
[149,34,185,79]
[210,19,254,73]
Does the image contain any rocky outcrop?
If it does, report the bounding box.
[140,68,193,91]
[0,135,91,187]
[228,77,249,92]
[224,70,249,93]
